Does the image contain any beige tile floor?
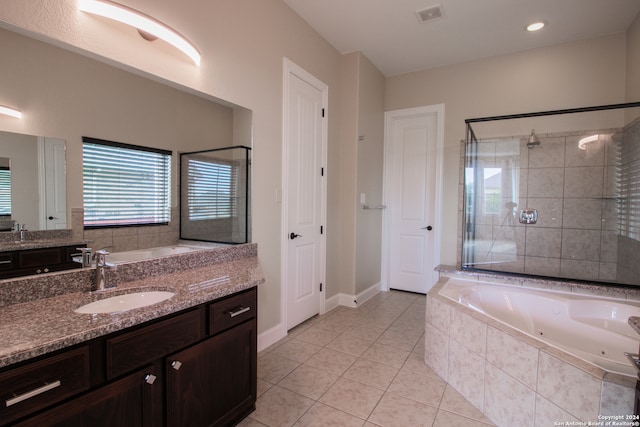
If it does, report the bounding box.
[240,290,496,427]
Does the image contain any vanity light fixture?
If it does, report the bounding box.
[0,105,22,119]
[526,21,546,32]
[78,0,201,66]
[578,134,599,150]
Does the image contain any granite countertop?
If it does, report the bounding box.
[0,245,264,369]
[0,239,88,252]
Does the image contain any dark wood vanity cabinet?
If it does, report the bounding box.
[13,366,160,427]
[0,244,85,279]
[0,286,257,427]
[167,291,257,427]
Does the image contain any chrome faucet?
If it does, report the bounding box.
[14,223,26,241]
[94,249,116,291]
[74,247,93,268]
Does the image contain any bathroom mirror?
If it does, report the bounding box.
[0,25,252,245]
[0,131,66,231]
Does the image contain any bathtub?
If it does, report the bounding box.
[439,277,640,377]
[106,245,211,264]
[426,274,639,424]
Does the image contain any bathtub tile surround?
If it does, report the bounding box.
[71,207,180,252]
[534,394,581,426]
[537,351,602,421]
[484,362,536,426]
[448,339,486,410]
[424,322,450,380]
[426,269,637,425]
[486,326,539,389]
[450,307,487,356]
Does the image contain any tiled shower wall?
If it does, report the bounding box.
[459,128,621,282]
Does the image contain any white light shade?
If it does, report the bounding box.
[526,21,546,32]
[578,134,598,150]
[78,0,201,66]
[0,105,22,119]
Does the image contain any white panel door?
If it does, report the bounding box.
[387,111,439,293]
[285,69,325,330]
[42,137,67,229]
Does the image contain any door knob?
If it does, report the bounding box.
[48,216,58,220]
[289,232,302,240]
[421,225,433,231]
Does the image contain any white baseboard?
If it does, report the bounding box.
[326,282,382,310]
[257,322,286,352]
[355,282,382,306]
[324,293,341,312]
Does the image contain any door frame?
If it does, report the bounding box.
[281,58,328,336]
[381,104,445,292]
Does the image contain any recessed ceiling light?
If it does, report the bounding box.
[526,21,546,32]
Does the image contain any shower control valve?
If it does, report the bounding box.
[519,209,538,224]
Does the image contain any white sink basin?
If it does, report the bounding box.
[75,291,175,314]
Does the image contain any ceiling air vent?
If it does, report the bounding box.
[415,5,444,24]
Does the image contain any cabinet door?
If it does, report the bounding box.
[14,366,160,427]
[166,320,256,427]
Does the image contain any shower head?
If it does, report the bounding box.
[527,129,540,149]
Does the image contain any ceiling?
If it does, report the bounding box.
[283,0,640,76]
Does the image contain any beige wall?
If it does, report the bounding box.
[336,52,386,299]
[627,12,640,103]
[355,54,385,295]
[0,27,235,212]
[385,34,627,266]
[0,0,345,339]
[336,52,358,299]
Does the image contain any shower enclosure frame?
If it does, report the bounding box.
[179,145,251,245]
[462,100,640,285]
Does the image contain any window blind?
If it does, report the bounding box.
[0,168,11,216]
[187,159,237,220]
[619,125,639,239]
[82,137,171,227]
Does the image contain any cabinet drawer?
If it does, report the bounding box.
[17,247,62,268]
[0,346,90,426]
[210,288,257,335]
[106,308,205,379]
[0,252,13,271]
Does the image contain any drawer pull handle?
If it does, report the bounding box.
[144,374,157,385]
[0,260,11,265]
[6,380,61,407]
[229,306,250,318]
[171,360,182,371]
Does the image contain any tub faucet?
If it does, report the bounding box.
[94,249,116,291]
[73,247,93,268]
